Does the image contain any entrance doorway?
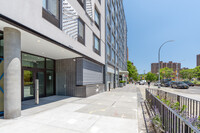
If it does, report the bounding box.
[21,53,55,101]
[22,69,45,100]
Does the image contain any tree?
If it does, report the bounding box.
[160,67,174,79]
[146,72,157,82]
[179,69,195,80]
[127,61,138,81]
[194,66,200,79]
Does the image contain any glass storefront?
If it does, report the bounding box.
[0,31,56,115]
[22,53,45,68]
[22,53,55,100]
[46,70,54,96]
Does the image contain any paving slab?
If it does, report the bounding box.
[87,116,138,133]
[0,84,138,133]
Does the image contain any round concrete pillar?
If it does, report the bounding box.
[4,27,21,119]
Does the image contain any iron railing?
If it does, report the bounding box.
[148,89,200,118]
[146,89,200,133]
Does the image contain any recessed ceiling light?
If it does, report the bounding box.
[37,40,40,43]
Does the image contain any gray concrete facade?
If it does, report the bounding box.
[3,27,21,119]
[56,58,104,97]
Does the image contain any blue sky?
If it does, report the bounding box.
[123,0,200,74]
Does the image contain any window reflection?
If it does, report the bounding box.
[22,53,45,68]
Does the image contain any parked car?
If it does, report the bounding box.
[161,81,171,87]
[154,82,159,86]
[183,81,194,86]
[171,81,189,89]
[139,80,146,85]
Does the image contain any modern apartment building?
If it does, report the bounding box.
[197,54,200,66]
[0,0,107,119]
[151,61,181,74]
[105,0,128,90]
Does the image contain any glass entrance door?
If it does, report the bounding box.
[36,71,45,97]
[23,70,45,100]
[23,70,34,99]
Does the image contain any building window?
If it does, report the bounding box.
[111,17,115,31]
[95,8,100,29]
[78,0,85,8]
[111,34,114,47]
[22,53,45,69]
[107,26,111,43]
[115,55,118,64]
[78,18,85,45]
[93,34,100,55]
[115,42,118,51]
[43,0,59,19]
[42,0,60,28]
[111,50,114,63]
[106,7,111,25]
[107,44,111,60]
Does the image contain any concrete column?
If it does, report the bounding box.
[4,27,21,119]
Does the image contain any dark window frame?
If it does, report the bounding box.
[94,7,101,29]
[42,0,61,28]
[93,34,101,55]
[106,44,111,61]
[78,18,85,45]
[21,52,56,101]
[0,31,3,59]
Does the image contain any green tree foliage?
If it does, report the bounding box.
[146,72,157,82]
[179,69,195,80]
[194,66,200,79]
[160,67,174,79]
[127,61,138,81]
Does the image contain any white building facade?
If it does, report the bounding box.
[0,0,106,119]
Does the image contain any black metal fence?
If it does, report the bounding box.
[148,89,200,118]
[146,89,200,133]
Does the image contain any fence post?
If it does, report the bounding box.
[177,95,180,103]
[157,89,159,96]
[165,92,167,100]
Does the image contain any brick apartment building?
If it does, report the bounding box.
[197,54,200,66]
[151,61,181,74]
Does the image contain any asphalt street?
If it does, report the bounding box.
[137,84,200,101]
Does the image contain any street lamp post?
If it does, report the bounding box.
[158,40,175,88]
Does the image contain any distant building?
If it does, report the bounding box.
[181,67,189,70]
[151,61,181,74]
[197,54,200,66]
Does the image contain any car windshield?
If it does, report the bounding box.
[177,82,184,84]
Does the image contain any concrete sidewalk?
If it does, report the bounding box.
[0,84,138,133]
